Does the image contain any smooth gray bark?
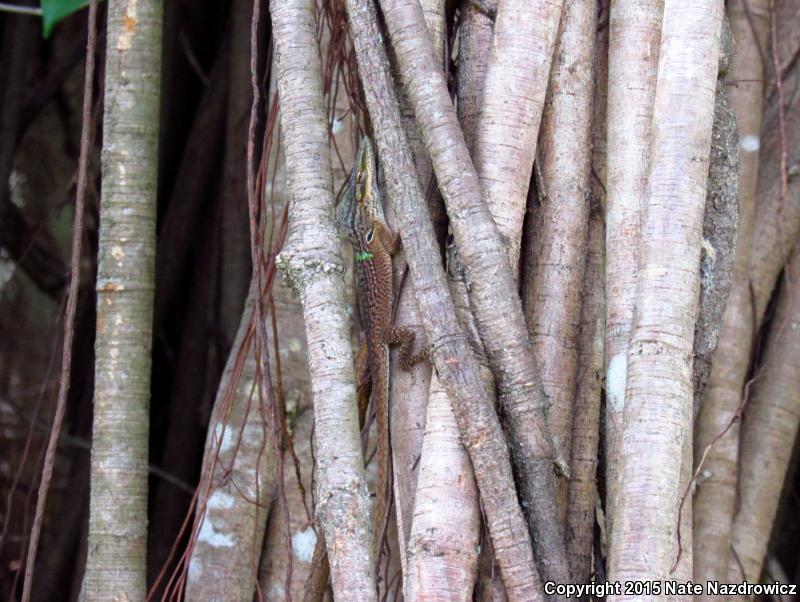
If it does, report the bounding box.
[82,0,163,598]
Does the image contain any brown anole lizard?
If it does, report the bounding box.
[337,135,423,573]
[304,136,423,600]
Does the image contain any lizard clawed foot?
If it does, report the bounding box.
[385,326,428,370]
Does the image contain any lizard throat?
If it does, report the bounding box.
[355,251,374,262]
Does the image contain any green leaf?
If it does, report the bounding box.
[41,0,89,38]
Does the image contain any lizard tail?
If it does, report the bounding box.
[370,351,391,580]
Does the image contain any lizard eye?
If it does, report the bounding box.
[356,169,365,183]
[365,228,374,244]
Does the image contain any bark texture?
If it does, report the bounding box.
[565,7,607,584]
[730,244,800,582]
[604,0,663,529]
[566,207,604,585]
[691,0,772,587]
[378,0,570,586]
[689,20,745,593]
[748,1,800,325]
[523,0,596,495]
[389,0,443,573]
[394,2,482,597]
[81,0,162,598]
[272,0,375,598]
[257,155,323,601]
[344,0,542,596]
[454,14,504,597]
[457,0,496,155]
[608,1,724,593]
[405,375,480,602]
[692,20,739,413]
[472,0,564,270]
[260,408,317,600]
[184,282,278,600]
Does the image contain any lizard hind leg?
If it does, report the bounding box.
[386,326,428,370]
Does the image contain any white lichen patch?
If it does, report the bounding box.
[197,516,236,548]
[207,490,236,510]
[214,423,237,453]
[740,134,760,152]
[291,527,317,563]
[9,169,28,208]
[607,353,627,413]
[187,556,203,581]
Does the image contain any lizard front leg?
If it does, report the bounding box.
[373,221,402,256]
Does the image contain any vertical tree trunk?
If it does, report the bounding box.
[693,1,786,588]
[564,7,608,583]
[674,23,739,591]
[730,243,800,582]
[608,0,724,593]
[389,0,442,573]
[472,0,564,271]
[454,8,503,597]
[378,0,569,586]
[405,375,480,601]
[343,0,542,596]
[457,0,496,156]
[604,0,663,531]
[747,1,800,324]
[523,0,596,497]
[691,16,753,592]
[271,0,376,598]
[184,281,278,601]
[81,0,163,598]
[566,210,604,585]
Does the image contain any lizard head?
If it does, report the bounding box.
[337,136,385,246]
[353,135,383,221]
